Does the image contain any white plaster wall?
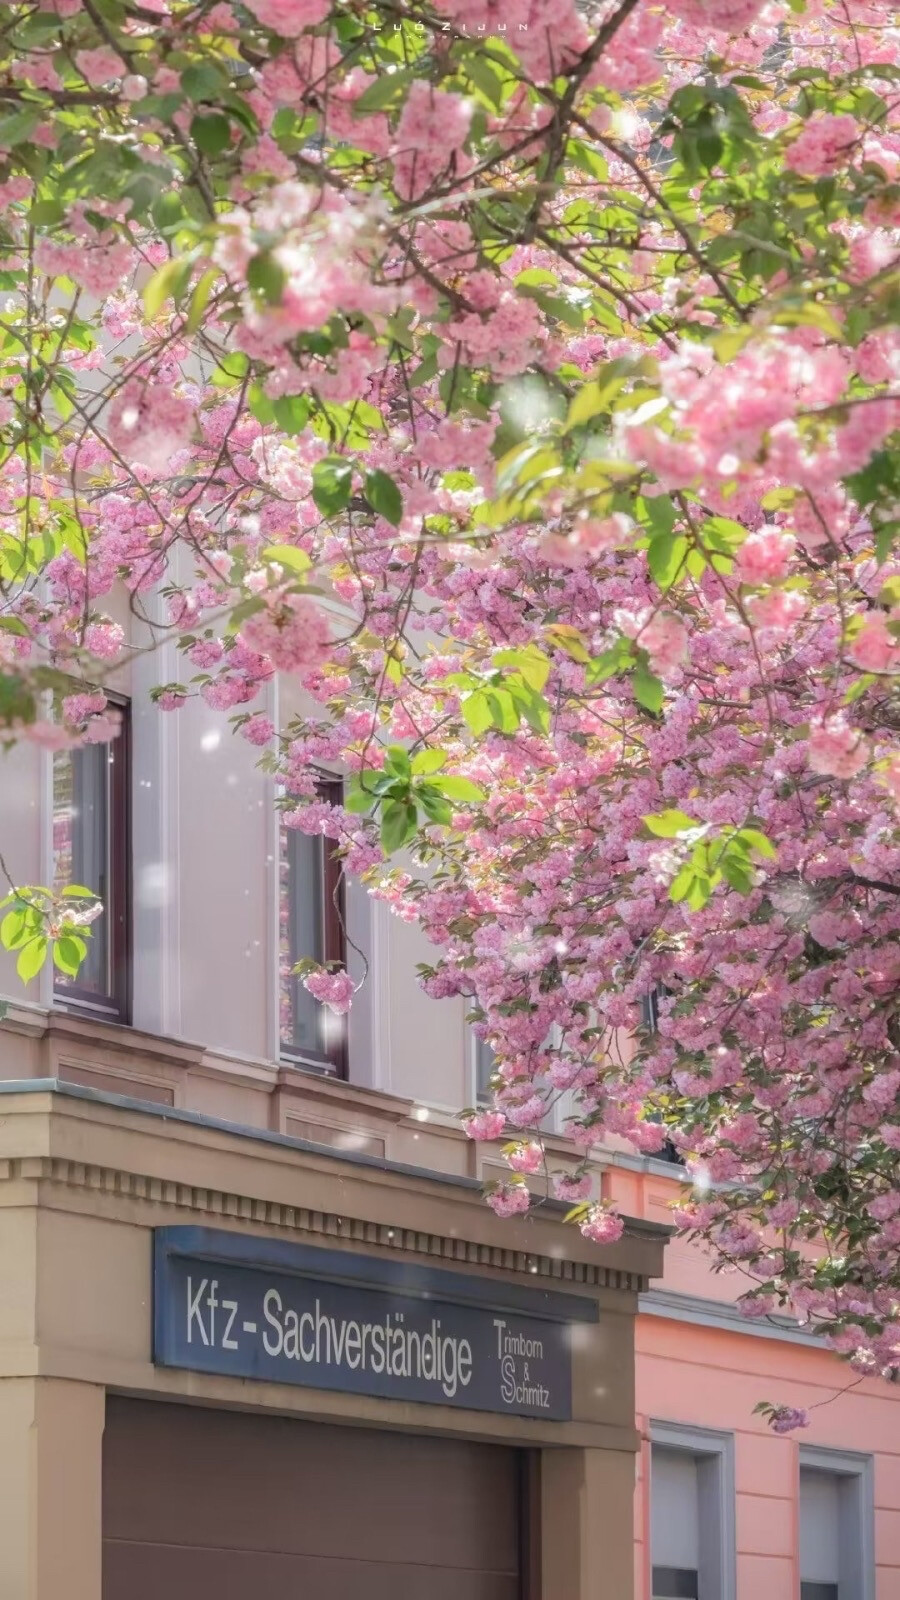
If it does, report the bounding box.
[168,690,272,1057]
[0,643,473,1108]
[0,740,47,1002]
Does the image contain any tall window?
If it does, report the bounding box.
[279,776,347,1076]
[651,1447,700,1599]
[650,1425,735,1600]
[52,699,131,1021]
[474,1033,495,1103]
[799,1450,874,1600]
[642,985,683,1166]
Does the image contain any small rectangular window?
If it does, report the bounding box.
[650,1425,735,1600]
[799,1451,874,1600]
[52,700,131,1021]
[651,1448,700,1600]
[279,777,347,1077]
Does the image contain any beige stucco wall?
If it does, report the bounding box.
[0,1087,664,1600]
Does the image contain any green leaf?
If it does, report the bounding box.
[312,457,353,519]
[461,691,493,736]
[384,745,412,778]
[586,638,634,684]
[632,662,664,715]
[544,625,591,663]
[247,252,286,306]
[143,257,191,320]
[486,688,521,733]
[411,749,448,776]
[844,674,876,705]
[1,909,28,950]
[697,130,724,170]
[365,470,403,526]
[272,394,310,435]
[190,112,232,157]
[641,495,677,537]
[28,199,66,227]
[225,596,265,635]
[435,776,486,802]
[352,68,417,115]
[185,267,219,334]
[647,534,688,590]
[380,799,418,855]
[875,520,900,565]
[344,784,377,815]
[721,859,754,894]
[418,788,454,825]
[493,645,551,693]
[261,544,312,575]
[248,385,275,426]
[643,810,699,838]
[686,875,713,910]
[0,108,40,148]
[52,935,86,976]
[461,53,507,110]
[737,827,777,859]
[61,884,95,897]
[669,866,695,902]
[16,936,47,983]
[211,353,250,388]
[0,674,36,726]
[508,679,551,735]
[566,361,632,428]
[181,63,224,102]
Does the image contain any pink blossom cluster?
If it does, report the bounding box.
[301,967,354,1013]
[240,594,331,673]
[486,1182,531,1218]
[243,0,328,33]
[784,114,860,178]
[106,381,194,473]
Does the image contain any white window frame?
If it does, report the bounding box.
[798,1445,875,1600]
[468,1025,494,1106]
[650,1421,736,1600]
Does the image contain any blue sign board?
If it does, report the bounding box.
[153,1228,597,1421]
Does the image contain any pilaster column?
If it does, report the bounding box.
[542,1444,637,1599]
[0,1377,104,1600]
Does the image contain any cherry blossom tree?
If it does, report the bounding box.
[0,0,899,1390]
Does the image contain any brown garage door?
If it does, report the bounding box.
[103,1397,527,1600]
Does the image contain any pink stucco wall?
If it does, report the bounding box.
[625,1151,900,1599]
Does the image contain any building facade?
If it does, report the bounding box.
[1,637,899,1598]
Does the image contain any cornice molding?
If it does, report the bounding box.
[0,1151,647,1295]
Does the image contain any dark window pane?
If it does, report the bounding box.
[651,1568,699,1599]
[642,989,660,1030]
[53,742,110,999]
[475,1036,495,1102]
[801,1586,839,1600]
[51,702,130,1021]
[279,782,346,1075]
[280,827,326,1056]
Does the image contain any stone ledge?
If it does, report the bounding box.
[0,1151,648,1295]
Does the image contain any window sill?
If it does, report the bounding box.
[274,1061,413,1122]
[279,1052,345,1082]
[3,1005,206,1071]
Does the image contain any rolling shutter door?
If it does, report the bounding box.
[103,1396,523,1600]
